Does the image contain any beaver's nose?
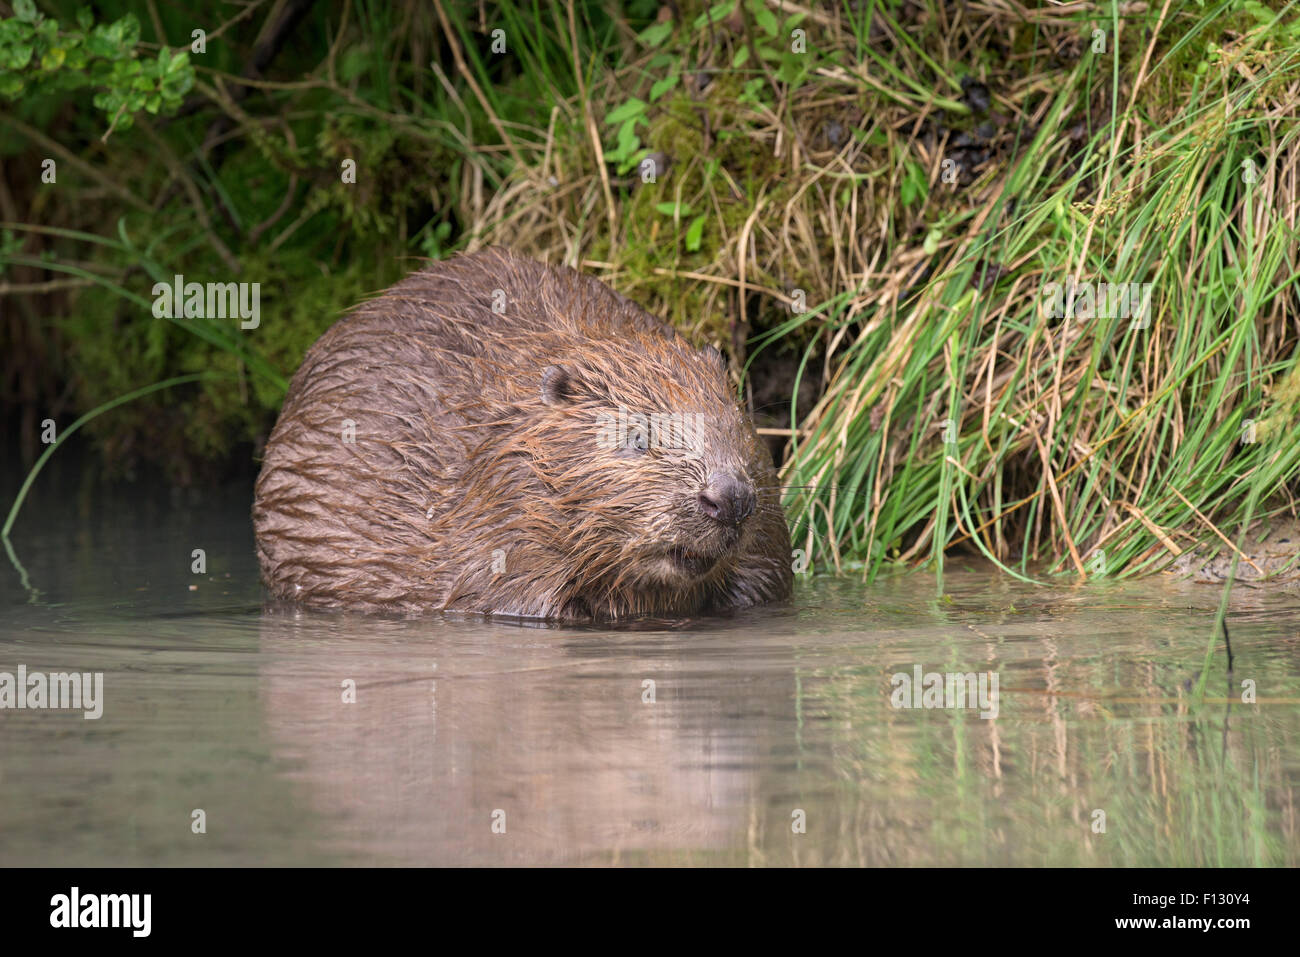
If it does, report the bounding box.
[697,471,756,526]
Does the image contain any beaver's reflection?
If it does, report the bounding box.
[258,609,782,864]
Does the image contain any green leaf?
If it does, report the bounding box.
[40,47,66,70]
[685,214,707,251]
[655,201,693,216]
[5,44,34,70]
[732,46,750,68]
[606,115,642,168]
[14,0,39,24]
[85,30,118,58]
[778,51,809,86]
[636,21,673,48]
[0,18,36,42]
[693,1,736,29]
[900,160,928,207]
[340,46,370,82]
[750,1,779,36]
[649,74,679,101]
[77,6,94,31]
[738,77,765,104]
[166,50,189,74]
[1242,1,1273,24]
[114,14,142,49]
[605,97,647,125]
[615,117,640,154]
[161,62,193,98]
[617,150,647,177]
[0,73,25,97]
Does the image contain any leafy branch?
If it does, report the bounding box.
[0,3,195,139]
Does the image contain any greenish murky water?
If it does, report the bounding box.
[1,466,1297,866]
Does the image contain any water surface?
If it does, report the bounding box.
[1,468,1297,866]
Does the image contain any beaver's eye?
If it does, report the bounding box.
[620,427,649,456]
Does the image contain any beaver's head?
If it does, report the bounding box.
[525,341,781,610]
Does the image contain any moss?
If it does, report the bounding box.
[578,74,824,349]
[62,236,405,481]
[1257,359,1300,444]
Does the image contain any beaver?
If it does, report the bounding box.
[252,247,792,620]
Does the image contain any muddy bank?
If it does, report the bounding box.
[1169,518,1300,584]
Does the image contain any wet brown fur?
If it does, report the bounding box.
[252,247,793,620]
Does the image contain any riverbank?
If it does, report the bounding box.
[2,1,1298,583]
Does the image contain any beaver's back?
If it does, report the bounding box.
[300,248,674,379]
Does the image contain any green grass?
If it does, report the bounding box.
[768,1,1300,582]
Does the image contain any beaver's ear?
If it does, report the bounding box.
[700,344,728,371]
[541,364,577,407]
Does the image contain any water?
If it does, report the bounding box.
[1,466,1297,866]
